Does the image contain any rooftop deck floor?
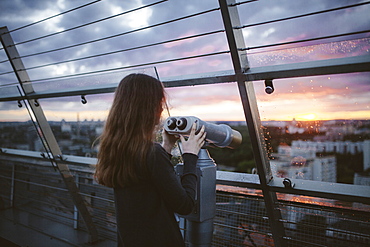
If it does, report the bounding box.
[0,208,116,247]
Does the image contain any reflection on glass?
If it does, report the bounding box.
[248,37,370,67]
[0,84,22,99]
[253,72,370,185]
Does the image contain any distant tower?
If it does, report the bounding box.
[292,118,297,126]
[77,113,81,138]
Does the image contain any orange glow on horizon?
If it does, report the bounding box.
[295,113,317,121]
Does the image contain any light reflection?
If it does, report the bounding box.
[295,113,317,121]
[248,37,370,67]
[216,185,370,212]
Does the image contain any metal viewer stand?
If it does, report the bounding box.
[164,116,242,246]
[176,148,216,247]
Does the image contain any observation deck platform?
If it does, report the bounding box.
[0,207,115,247]
[1,149,369,246]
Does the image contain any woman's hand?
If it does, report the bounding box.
[180,123,206,155]
[161,128,179,154]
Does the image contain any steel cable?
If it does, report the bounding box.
[236,1,370,30]
[13,0,168,46]
[8,0,103,33]
[8,7,220,57]
[22,30,225,71]
[241,30,370,51]
[29,50,229,83]
[0,0,103,52]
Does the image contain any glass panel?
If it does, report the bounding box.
[38,80,253,171]
[238,0,370,66]
[18,0,228,82]
[248,37,370,67]
[0,85,46,152]
[0,83,22,100]
[0,54,18,87]
[28,67,158,95]
[253,72,370,185]
[38,69,159,157]
[40,93,112,157]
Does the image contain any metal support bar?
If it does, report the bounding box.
[236,82,288,247]
[218,0,249,73]
[218,1,286,246]
[0,26,99,243]
[1,55,369,102]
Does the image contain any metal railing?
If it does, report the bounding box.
[1,149,369,246]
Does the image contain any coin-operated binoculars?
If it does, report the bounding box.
[164,116,242,247]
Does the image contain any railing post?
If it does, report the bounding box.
[10,163,15,207]
[74,174,80,230]
[218,1,287,246]
[0,26,99,243]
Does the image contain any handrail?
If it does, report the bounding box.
[1,147,370,204]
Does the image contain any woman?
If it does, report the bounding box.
[95,73,206,246]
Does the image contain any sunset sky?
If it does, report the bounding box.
[0,0,369,122]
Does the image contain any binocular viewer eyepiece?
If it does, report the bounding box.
[164,116,242,149]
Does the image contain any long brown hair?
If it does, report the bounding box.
[95,73,165,188]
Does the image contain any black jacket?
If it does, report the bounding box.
[114,143,198,247]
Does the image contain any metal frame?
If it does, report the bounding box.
[1,55,369,102]
[0,26,99,243]
[218,0,286,245]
